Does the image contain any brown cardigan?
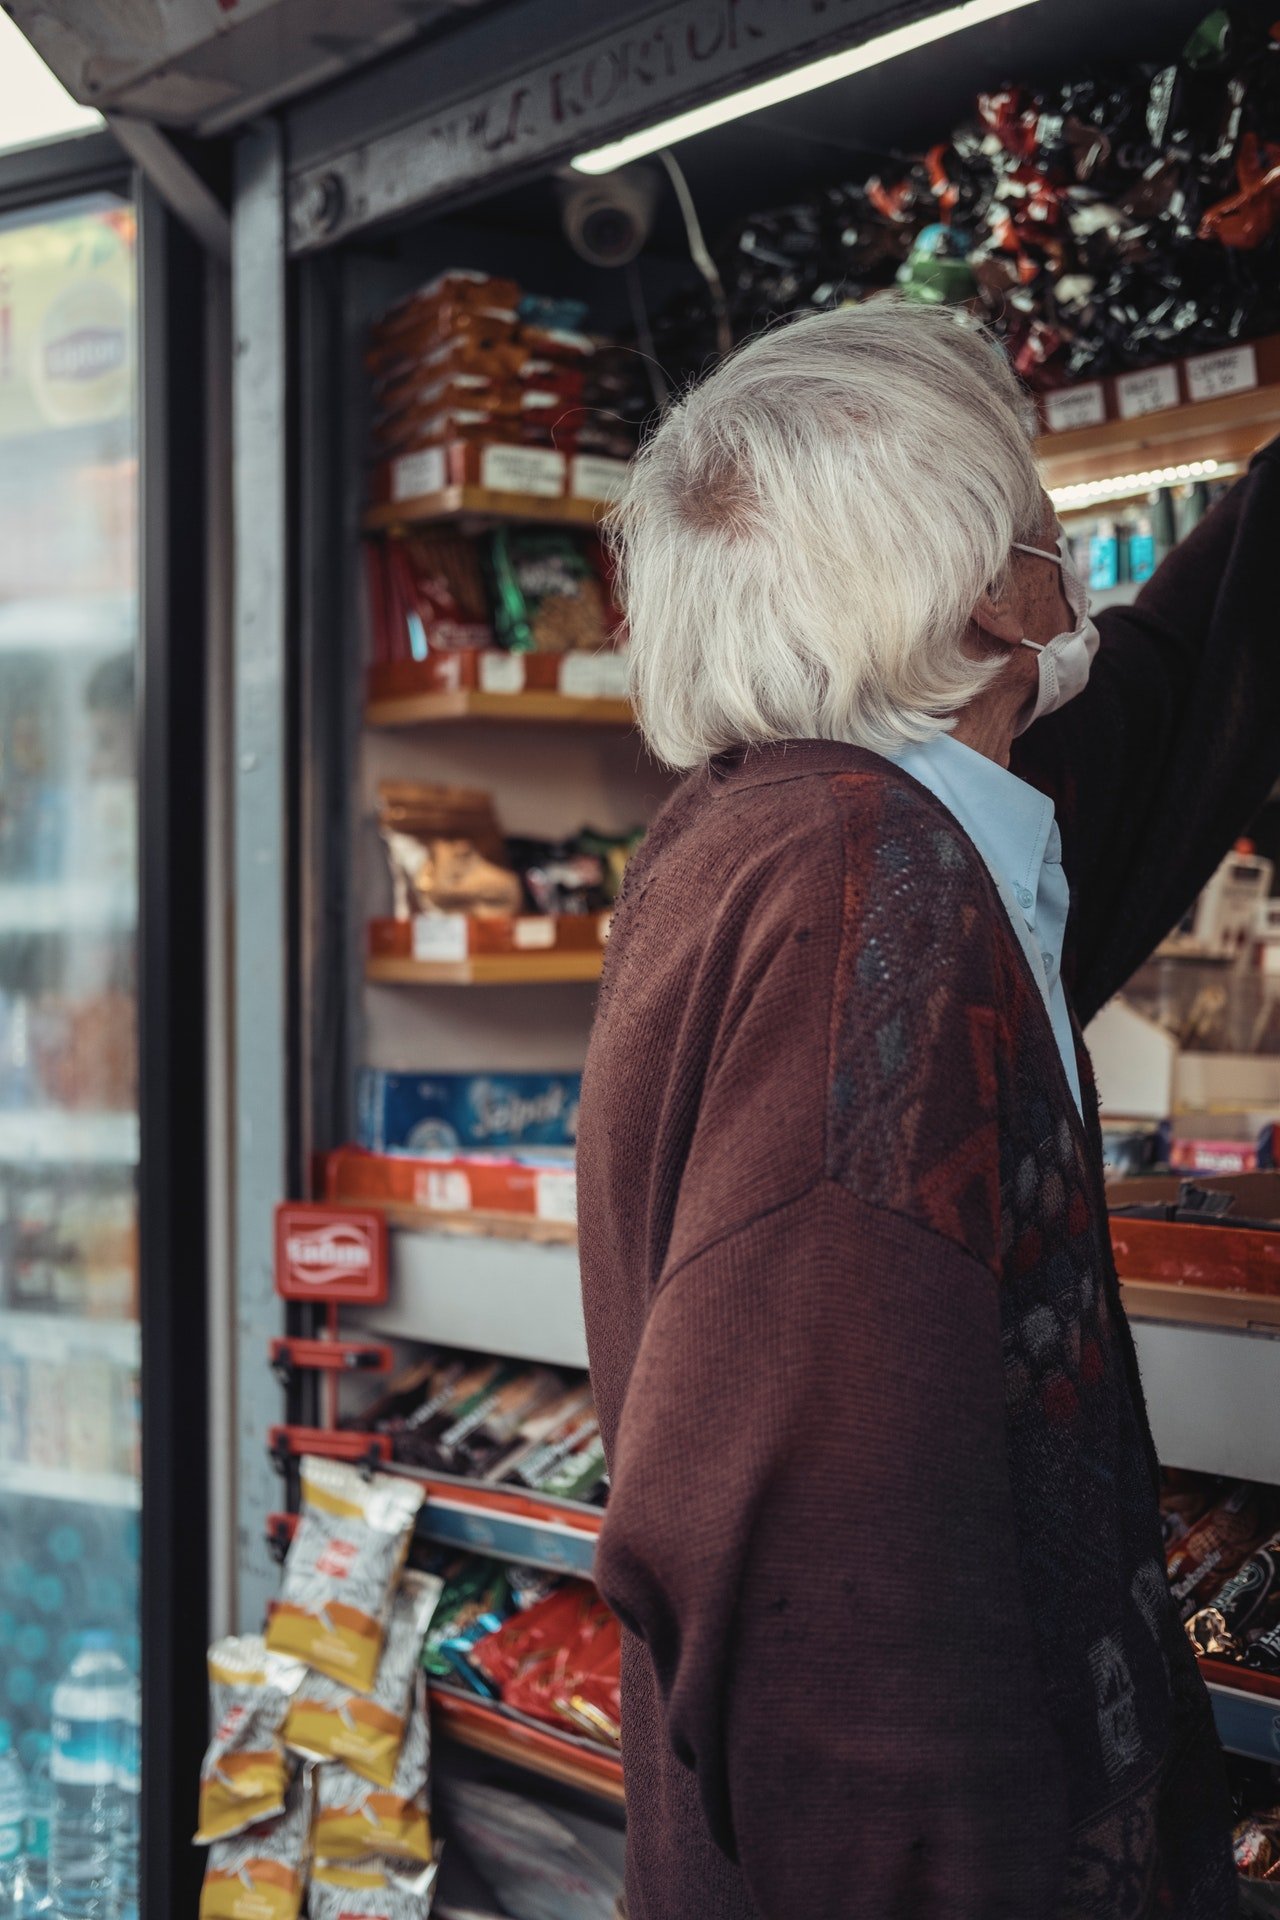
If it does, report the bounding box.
[577,442,1280,1918]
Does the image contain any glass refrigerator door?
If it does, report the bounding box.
[0,191,140,1889]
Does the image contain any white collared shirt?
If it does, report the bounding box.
[892,732,1082,1118]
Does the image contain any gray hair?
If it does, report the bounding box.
[608,298,1043,769]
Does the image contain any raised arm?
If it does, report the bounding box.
[1012,436,1280,1023]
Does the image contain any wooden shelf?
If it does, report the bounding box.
[363,486,605,534]
[1036,382,1280,492]
[366,687,633,729]
[367,951,604,987]
[374,1201,577,1247]
[431,1686,624,1806]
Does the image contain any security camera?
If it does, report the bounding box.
[559,166,658,268]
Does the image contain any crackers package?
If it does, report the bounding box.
[198,1778,309,1920]
[194,1636,304,1844]
[312,1703,433,1865]
[266,1458,423,1692]
[284,1571,441,1785]
[308,1856,440,1919]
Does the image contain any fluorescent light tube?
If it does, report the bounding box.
[572,0,1040,175]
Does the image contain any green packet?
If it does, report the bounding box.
[420,1555,512,1695]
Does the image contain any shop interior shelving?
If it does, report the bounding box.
[351,1226,586,1368]
[363,486,605,536]
[366,950,605,987]
[391,1469,600,1578]
[365,687,633,730]
[431,1684,624,1805]
[1035,377,1280,494]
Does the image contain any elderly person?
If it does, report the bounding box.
[577,299,1276,1919]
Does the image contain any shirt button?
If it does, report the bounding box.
[1016,886,1034,909]
[1041,950,1055,975]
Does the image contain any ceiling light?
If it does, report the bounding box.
[572,0,1041,175]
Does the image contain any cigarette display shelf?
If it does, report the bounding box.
[366,687,633,730]
[391,1468,600,1578]
[351,1227,587,1370]
[1204,1664,1280,1766]
[363,486,604,536]
[367,951,604,987]
[430,1683,624,1807]
[0,1461,140,1509]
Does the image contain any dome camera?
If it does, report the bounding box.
[559,166,658,267]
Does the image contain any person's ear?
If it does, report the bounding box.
[970,587,1025,651]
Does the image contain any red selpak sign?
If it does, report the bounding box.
[274,1203,389,1304]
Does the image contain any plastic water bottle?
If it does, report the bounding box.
[21,1734,52,1916]
[107,1680,137,1920]
[0,1720,26,1917]
[48,1636,127,1920]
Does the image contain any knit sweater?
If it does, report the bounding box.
[578,438,1280,1920]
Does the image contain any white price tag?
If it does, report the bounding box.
[536,1169,578,1224]
[417,1168,473,1213]
[558,652,604,697]
[1186,343,1258,404]
[411,914,469,963]
[1116,365,1179,420]
[1043,383,1106,433]
[514,916,556,950]
[569,455,630,502]
[391,447,445,501]
[479,651,526,694]
[479,445,566,497]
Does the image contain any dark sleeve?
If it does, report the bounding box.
[1011,436,1280,1024]
[595,1180,1069,1920]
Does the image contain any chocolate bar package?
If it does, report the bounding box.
[1167,1482,1274,1619]
[357,1070,581,1155]
[1186,1531,1280,1656]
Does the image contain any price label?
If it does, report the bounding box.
[1043,383,1106,433]
[479,445,566,497]
[536,1169,578,1224]
[1186,343,1258,404]
[560,650,630,699]
[514,916,556,950]
[391,447,445,501]
[479,651,526,694]
[417,1168,473,1213]
[411,914,469,963]
[569,455,630,501]
[1116,365,1179,420]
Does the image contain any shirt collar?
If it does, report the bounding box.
[892,732,1057,929]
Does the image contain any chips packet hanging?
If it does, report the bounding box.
[194,1636,304,1844]
[311,1699,433,1865]
[308,1855,441,1919]
[266,1458,424,1692]
[198,1775,310,1920]
[284,1571,442,1786]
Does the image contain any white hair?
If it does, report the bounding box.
[608,297,1044,769]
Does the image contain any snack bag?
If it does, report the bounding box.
[194,1636,304,1844]
[1186,1531,1280,1657]
[558,1624,622,1748]
[308,1857,441,1920]
[377,783,522,922]
[265,1458,423,1692]
[198,1778,309,1920]
[284,1571,442,1786]
[484,529,611,654]
[420,1557,512,1694]
[1165,1482,1272,1618]
[311,1703,432,1865]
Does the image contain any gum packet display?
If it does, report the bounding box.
[308,1856,441,1919]
[198,1775,309,1920]
[194,1635,304,1844]
[311,1700,433,1865]
[284,1571,442,1786]
[266,1458,423,1692]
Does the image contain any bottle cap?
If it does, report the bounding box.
[77,1629,114,1652]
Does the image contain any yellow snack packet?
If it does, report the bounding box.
[198,1778,309,1920]
[265,1458,423,1693]
[311,1704,432,1865]
[308,1855,440,1919]
[194,1636,304,1844]
[284,1571,442,1786]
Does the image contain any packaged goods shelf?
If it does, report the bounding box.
[0,1461,140,1508]
[0,1310,139,1366]
[0,1110,139,1165]
[1206,1670,1280,1766]
[363,486,604,535]
[355,1202,577,1248]
[365,688,634,729]
[1131,1319,1280,1485]
[1035,380,1280,493]
[367,952,604,987]
[351,1228,588,1369]
[430,1685,624,1806]
[394,1470,600,1576]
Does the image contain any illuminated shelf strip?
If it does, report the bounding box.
[1051,458,1238,512]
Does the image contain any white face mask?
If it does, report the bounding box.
[1009,531,1100,732]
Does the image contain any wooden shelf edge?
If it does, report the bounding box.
[1037,383,1280,490]
[431,1687,624,1805]
[364,486,606,534]
[379,1201,577,1246]
[365,689,634,729]
[1119,1277,1280,1332]
[367,952,604,987]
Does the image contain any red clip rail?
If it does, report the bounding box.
[269,1424,393,1472]
[270,1336,393,1380]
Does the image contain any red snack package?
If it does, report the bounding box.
[555,1616,621,1747]
[468,1584,585,1694]
[1166,1483,1272,1619]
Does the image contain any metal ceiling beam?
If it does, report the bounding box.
[106,115,231,262]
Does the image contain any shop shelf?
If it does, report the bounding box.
[367,952,604,987]
[1,1311,139,1367]
[1131,1319,1280,1485]
[1036,380,1280,494]
[0,1461,140,1508]
[430,1685,624,1806]
[395,1470,600,1577]
[1205,1666,1280,1765]
[365,687,634,729]
[0,1110,139,1165]
[350,1227,588,1369]
[363,486,604,535]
